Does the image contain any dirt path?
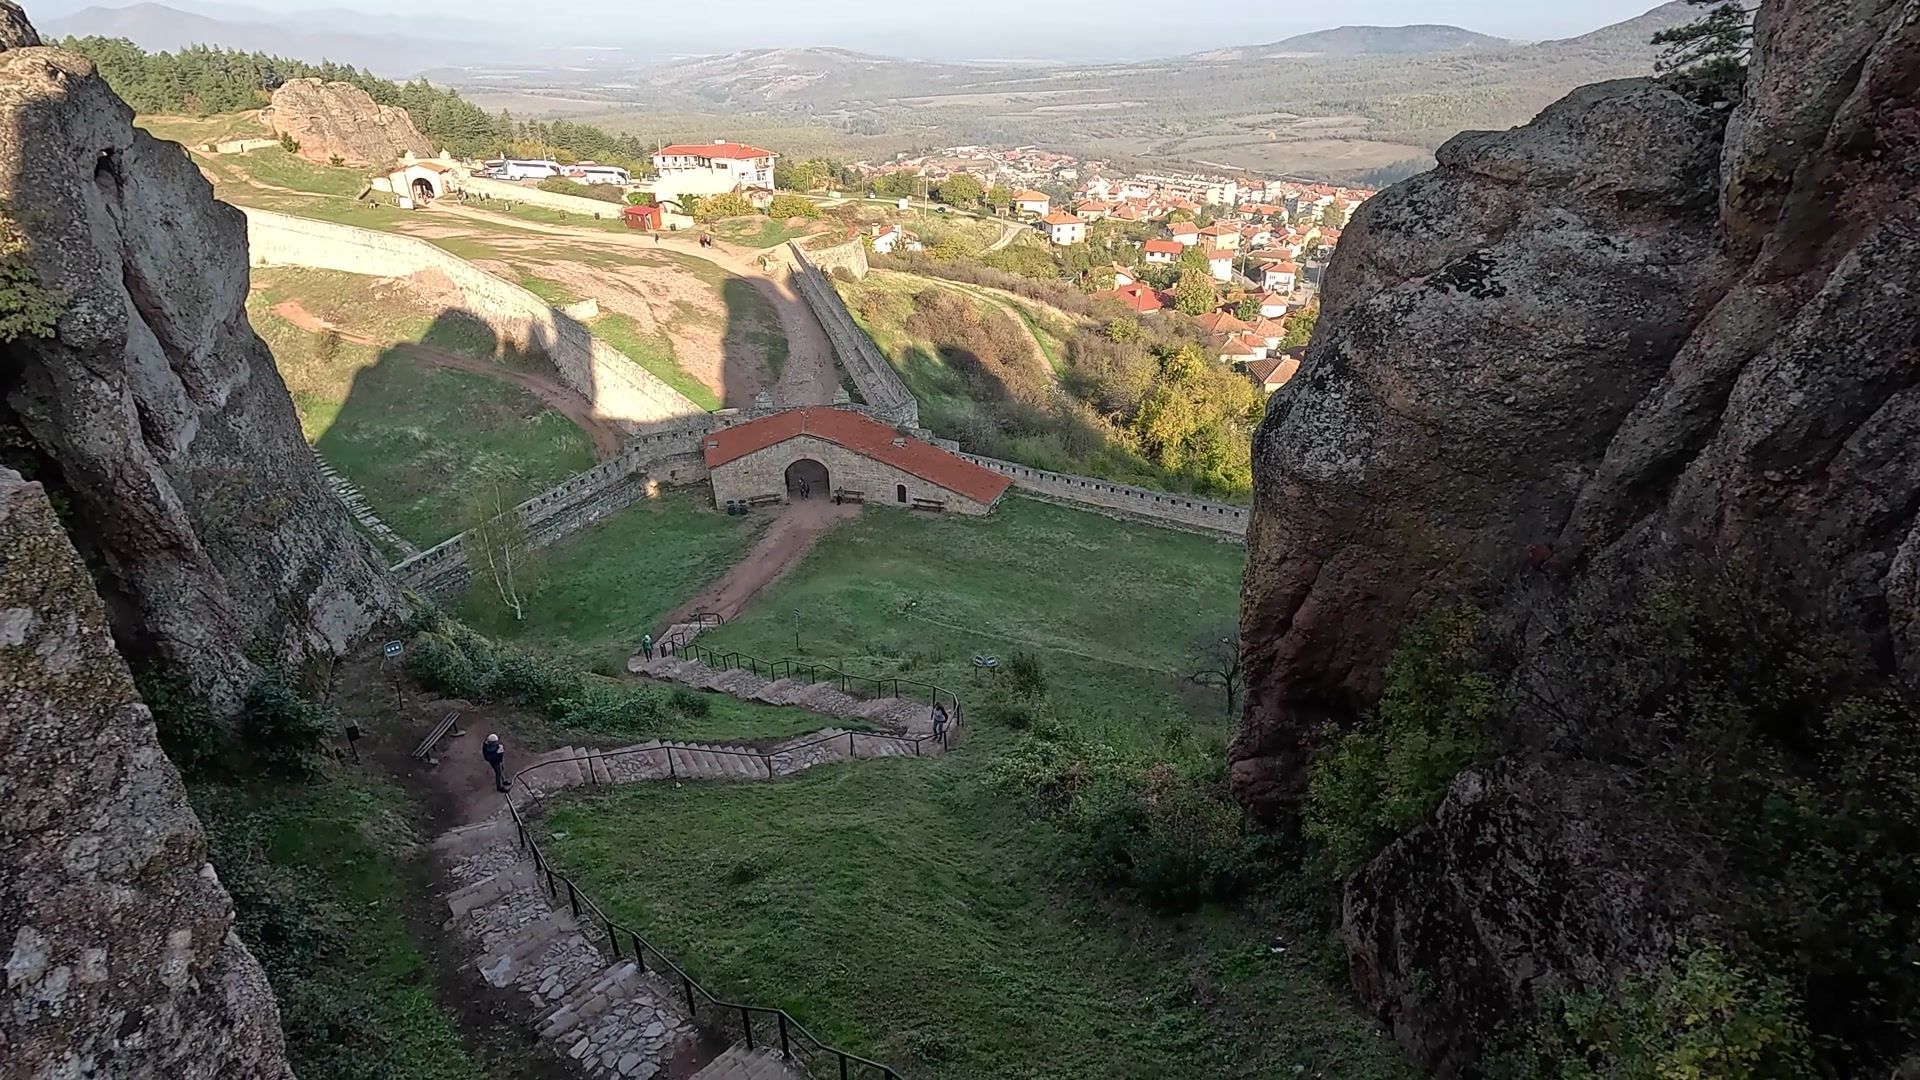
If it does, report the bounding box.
[985,219,1027,252]
[272,298,625,458]
[912,275,1059,385]
[417,202,840,408]
[662,498,858,628]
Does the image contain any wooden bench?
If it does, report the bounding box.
[835,489,867,504]
[747,493,783,508]
[411,711,462,764]
[910,498,948,513]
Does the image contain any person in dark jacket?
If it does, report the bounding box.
[483,733,509,792]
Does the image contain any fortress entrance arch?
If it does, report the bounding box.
[411,176,437,202]
[784,458,829,499]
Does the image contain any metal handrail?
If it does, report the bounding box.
[502,747,909,1079]
[661,642,965,726]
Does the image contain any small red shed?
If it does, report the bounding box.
[621,204,661,230]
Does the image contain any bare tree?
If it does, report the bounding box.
[462,483,540,621]
[1187,622,1244,715]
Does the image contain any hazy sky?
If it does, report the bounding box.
[30,0,1672,59]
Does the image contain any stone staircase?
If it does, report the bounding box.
[630,654,943,739]
[311,448,418,558]
[690,1045,804,1080]
[436,816,719,1080]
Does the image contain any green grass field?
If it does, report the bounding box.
[588,312,724,411]
[710,215,818,248]
[545,741,1408,1079]
[699,495,1243,738]
[191,769,496,1080]
[459,490,765,672]
[249,267,597,547]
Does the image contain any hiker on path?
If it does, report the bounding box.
[641,633,654,660]
[931,703,949,741]
[483,734,509,792]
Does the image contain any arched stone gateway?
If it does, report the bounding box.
[411,176,437,202]
[785,458,829,499]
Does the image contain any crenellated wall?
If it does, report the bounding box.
[958,455,1247,539]
[242,208,706,433]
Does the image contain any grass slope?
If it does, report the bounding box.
[250,267,597,547]
[698,496,1243,735]
[459,490,766,672]
[546,732,1408,1079]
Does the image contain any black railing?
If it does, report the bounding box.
[503,750,910,1079]
[654,642,964,739]
[654,611,724,659]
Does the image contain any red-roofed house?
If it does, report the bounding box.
[1202,247,1235,281]
[1198,223,1240,250]
[1143,238,1183,264]
[1041,211,1087,245]
[1214,333,1261,364]
[704,407,1012,514]
[1246,355,1300,393]
[652,140,778,188]
[1168,220,1200,246]
[1014,190,1051,216]
[1194,311,1253,336]
[1258,292,1290,318]
[1250,317,1287,347]
[871,223,921,254]
[1076,200,1113,220]
[1259,261,1299,292]
[1100,282,1165,313]
[1107,263,1139,288]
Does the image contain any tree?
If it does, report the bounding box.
[1321,203,1349,229]
[1172,269,1218,316]
[675,192,701,219]
[1281,304,1319,348]
[767,193,819,219]
[1652,1,1755,89]
[987,184,1014,212]
[1176,244,1211,276]
[936,174,983,207]
[1187,623,1245,715]
[463,485,543,622]
[277,131,298,153]
[1232,296,1261,321]
[871,170,920,200]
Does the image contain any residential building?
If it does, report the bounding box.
[1168,221,1200,246]
[652,140,778,189]
[1203,247,1235,282]
[1100,283,1165,313]
[871,224,922,254]
[1198,223,1240,250]
[1258,292,1290,318]
[1014,190,1051,215]
[1251,316,1287,348]
[1107,263,1139,288]
[1143,238,1183,264]
[1194,311,1253,336]
[1215,333,1261,365]
[1259,261,1299,292]
[1076,200,1113,221]
[1246,354,1301,392]
[1041,211,1087,245]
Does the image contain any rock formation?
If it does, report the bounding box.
[1,33,399,707]
[1235,0,1917,1070]
[1,468,294,1079]
[262,77,432,165]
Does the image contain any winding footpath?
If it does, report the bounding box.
[431,627,952,1080]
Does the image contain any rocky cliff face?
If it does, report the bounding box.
[1236,0,1918,1070]
[1,468,294,1078]
[0,33,398,707]
[263,77,432,165]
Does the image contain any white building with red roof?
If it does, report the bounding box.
[1014,190,1052,216]
[1168,220,1200,246]
[652,139,778,189]
[1041,211,1087,245]
[1259,260,1300,292]
[1142,238,1183,264]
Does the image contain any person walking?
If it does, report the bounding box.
[931,703,949,742]
[640,633,654,660]
[483,733,509,792]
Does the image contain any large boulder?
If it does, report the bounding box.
[0,468,294,1078]
[0,37,398,705]
[262,77,432,165]
[1232,77,1731,813]
[1235,0,1920,1069]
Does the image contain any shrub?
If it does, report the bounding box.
[767,193,818,219]
[278,132,298,153]
[492,649,576,715]
[327,154,344,167]
[1304,605,1495,875]
[559,681,668,733]
[1495,943,1813,1079]
[137,664,222,775]
[669,686,711,717]
[692,191,754,222]
[241,675,334,778]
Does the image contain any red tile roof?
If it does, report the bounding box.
[1168,221,1199,234]
[1194,311,1253,334]
[1040,211,1085,226]
[1014,190,1049,202]
[1247,356,1300,388]
[1101,283,1164,312]
[1143,239,1183,254]
[703,408,1012,505]
[656,142,777,159]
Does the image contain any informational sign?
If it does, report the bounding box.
[382,640,404,658]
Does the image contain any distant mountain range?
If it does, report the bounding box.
[1223,23,1510,59]
[42,2,508,73]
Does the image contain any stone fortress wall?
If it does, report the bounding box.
[242,208,706,432]
[958,454,1248,538]
[785,239,921,428]
[710,434,997,516]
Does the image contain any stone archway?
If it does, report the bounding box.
[411,176,438,202]
[784,458,829,500]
